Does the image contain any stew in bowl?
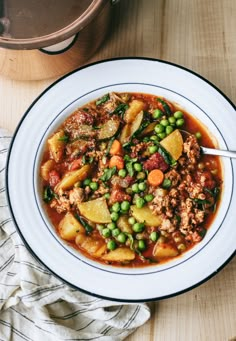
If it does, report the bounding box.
[40,92,222,267]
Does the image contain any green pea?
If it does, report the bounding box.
[111,202,120,213]
[153,109,163,119]
[132,183,140,193]
[102,228,111,238]
[166,125,174,135]
[133,222,145,233]
[112,228,120,237]
[120,200,130,211]
[126,187,133,195]
[176,118,185,127]
[150,231,159,242]
[104,193,110,199]
[111,212,119,222]
[148,145,158,154]
[157,132,166,140]
[83,178,91,186]
[154,124,164,134]
[174,111,183,119]
[162,178,172,188]
[97,224,104,231]
[195,131,202,139]
[143,137,150,142]
[136,197,145,208]
[137,171,146,180]
[138,240,146,251]
[117,232,127,243]
[118,169,127,178]
[150,135,158,141]
[107,222,116,230]
[144,194,154,202]
[168,116,176,125]
[160,119,169,127]
[90,182,98,191]
[128,217,136,225]
[107,240,117,250]
[133,163,142,172]
[138,182,146,191]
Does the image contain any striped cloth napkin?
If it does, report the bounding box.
[0,129,150,341]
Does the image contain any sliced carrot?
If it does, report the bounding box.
[147,169,164,186]
[110,139,123,156]
[109,155,124,170]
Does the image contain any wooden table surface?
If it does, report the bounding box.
[0,0,235,340]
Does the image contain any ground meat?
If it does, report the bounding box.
[195,170,216,190]
[48,170,60,188]
[69,188,85,205]
[50,195,70,214]
[164,169,181,187]
[111,175,134,188]
[130,142,152,158]
[160,217,176,233]
[66,140,96,158]
[183,135,200,164]
[143,152,169,172]
[64,110,95,130]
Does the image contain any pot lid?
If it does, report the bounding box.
[0,0,106,49]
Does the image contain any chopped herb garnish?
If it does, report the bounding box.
[75,213,93,234]
[125,157,137,177]
[193,198,211,210]
[106,136,116,155]
[156,98,172,116]
[43,186,55,203]
[112,103,129,118]
[100,166,116,181]
[157,145,173,165]
[96,94,110,106]
[204,187,220,211]
[58,135,69,142]
[82,155,86,165]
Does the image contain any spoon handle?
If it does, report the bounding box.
[201,146,236,159]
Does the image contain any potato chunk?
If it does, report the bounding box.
[119,111,143,144]
[153,243,179,259]
[75,234,107,257]
[58,212,85,241]
[55,165,91,192]
[117,216,133,234]
[131,205,162,227]
[78,197,112,223]
[160,129,183,160]
[40,159,56,181]
[124,100,145,123]
[48,130,66,162]
[98,119,120,140]
[102,247,135,262]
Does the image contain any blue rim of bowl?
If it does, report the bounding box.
[5,57,236,302]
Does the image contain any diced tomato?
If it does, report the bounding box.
[109,187,131,204]
[48,170,60,188]
[70,158,83,171]
[143,153,169,172]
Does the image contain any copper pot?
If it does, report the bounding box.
[0,0,117,80]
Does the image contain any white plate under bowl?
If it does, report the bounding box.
[6,58,236,302]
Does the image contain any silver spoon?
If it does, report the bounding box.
[200,146,236,158]
[180,130,236,159]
